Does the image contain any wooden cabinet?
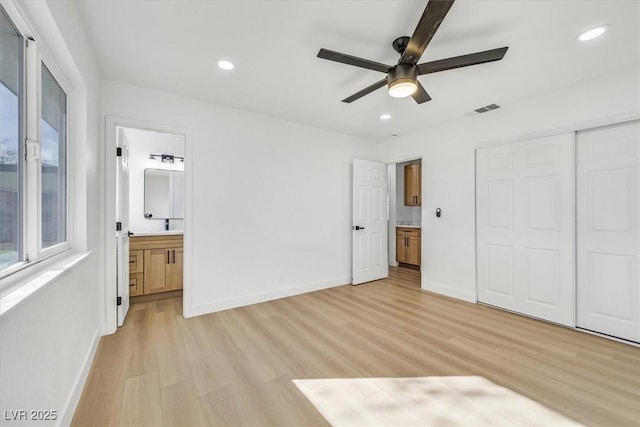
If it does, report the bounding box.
[129,234,183,296]
[129,249,144,297]
[170,248,183,290]
[396,227,421,266]
[404,163,421,206]
[144,249,174,294]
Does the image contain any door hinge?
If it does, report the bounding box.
[116,221,122,231]
[117,296,122,306]
[116,147,122,157]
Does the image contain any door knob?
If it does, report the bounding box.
[353,225,366,230]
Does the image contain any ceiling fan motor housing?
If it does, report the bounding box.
[388,64,418,85]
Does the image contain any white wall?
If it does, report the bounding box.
[102,81,378,317]
[0,1,103,426]
[122,127,184,233]
[380,66,640,303]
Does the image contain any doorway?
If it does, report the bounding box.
[388,158,422,279]
[105,116,189,334]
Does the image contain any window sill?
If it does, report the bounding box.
[0,251,91,317]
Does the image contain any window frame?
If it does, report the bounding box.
[37,57,72,259]
[0,4,25,276]
[0,4,72,280]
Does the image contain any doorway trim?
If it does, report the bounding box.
[104,115,192,334]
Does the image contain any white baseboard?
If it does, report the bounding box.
[184,276,350,318]
[58,327,101,427]
[422,280,476,303]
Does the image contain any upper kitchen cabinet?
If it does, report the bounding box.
[404,163,421,206]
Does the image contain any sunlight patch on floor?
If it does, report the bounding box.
[293,376,583,426]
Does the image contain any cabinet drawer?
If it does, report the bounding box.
[397,227,421,237]
[129,250,144,274]
[129,273,143,297]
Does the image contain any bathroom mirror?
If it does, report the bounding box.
[144,168,184,219]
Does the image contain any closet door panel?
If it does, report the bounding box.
[477,134,575,326]
[477,144,518,310]
[519,136,575,325]
[577,121,640,342]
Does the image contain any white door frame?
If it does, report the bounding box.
[116,127,130,326]
[104,116,192,334]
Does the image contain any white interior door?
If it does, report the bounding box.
[476,134,575,326]
[116,128,130,326]
[577,120,640,342]
[353,158,388,285]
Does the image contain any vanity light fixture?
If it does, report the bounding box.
[149,153,184,164]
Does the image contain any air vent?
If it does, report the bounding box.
[473,103,501,114]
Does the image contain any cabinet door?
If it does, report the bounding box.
[404,164,421,206]
[129,273,143,297]
[144,249,172,294]
[129,250,144,274]
[406,237,421,265]
[170,248,183,290]
[396,234,407,263]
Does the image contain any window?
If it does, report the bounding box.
[0,5,70,276]
[41,65,67,249]
[0,7,23,270]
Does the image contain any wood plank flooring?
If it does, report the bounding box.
[73,267,640,426]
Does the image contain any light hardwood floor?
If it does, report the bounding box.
[73,267,640,426]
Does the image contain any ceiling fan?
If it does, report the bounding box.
[317,0,508,104]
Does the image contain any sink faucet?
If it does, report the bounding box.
[165,219,169,231]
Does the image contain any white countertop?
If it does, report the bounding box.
[396,222,421,228]
[131,230,184,236]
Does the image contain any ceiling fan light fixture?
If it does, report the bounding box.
[387,64,418,98]
[388,79,417,98]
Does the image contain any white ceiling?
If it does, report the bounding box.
[76,0,640,141]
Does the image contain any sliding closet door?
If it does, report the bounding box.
[577,121,640,342]
[477,134,575,326]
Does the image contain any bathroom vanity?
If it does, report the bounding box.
[129,233,183,296]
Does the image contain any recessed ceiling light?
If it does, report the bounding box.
[380,113,392,120]
[578,26,607,41]
[217,60,234,70]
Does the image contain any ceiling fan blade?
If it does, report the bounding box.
[318,48,392,73]
[418,46,509,75]
[342,78,388,103]
[411,81,432,104]
[400,0,455,65]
